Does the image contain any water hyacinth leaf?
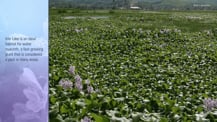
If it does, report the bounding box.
[60,104,68,114]
[64,118,76,122]
[85,99,92,106]
[49,108,59,119]
[55,115,64,122]
[90,113,109,122]
[160,117,169,122]
[50,96,57,104]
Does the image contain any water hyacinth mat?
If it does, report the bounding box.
[49,10,217,122]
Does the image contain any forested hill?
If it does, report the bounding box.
[49,0,217,10]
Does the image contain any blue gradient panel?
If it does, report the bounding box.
[0,0,48,122]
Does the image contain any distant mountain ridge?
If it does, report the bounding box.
[50,0,217,10]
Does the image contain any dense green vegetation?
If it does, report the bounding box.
[49,9,217,121]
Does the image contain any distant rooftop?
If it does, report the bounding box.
[130,6,141,9]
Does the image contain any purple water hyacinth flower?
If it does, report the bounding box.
[75,75,82,83]
[81,116,91,122]
[69,66,75,75]
[59,79,73,89]
[87,85,94,94]
[75,75,83,91]
[203,98,217,111]
[75,81,83,91]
